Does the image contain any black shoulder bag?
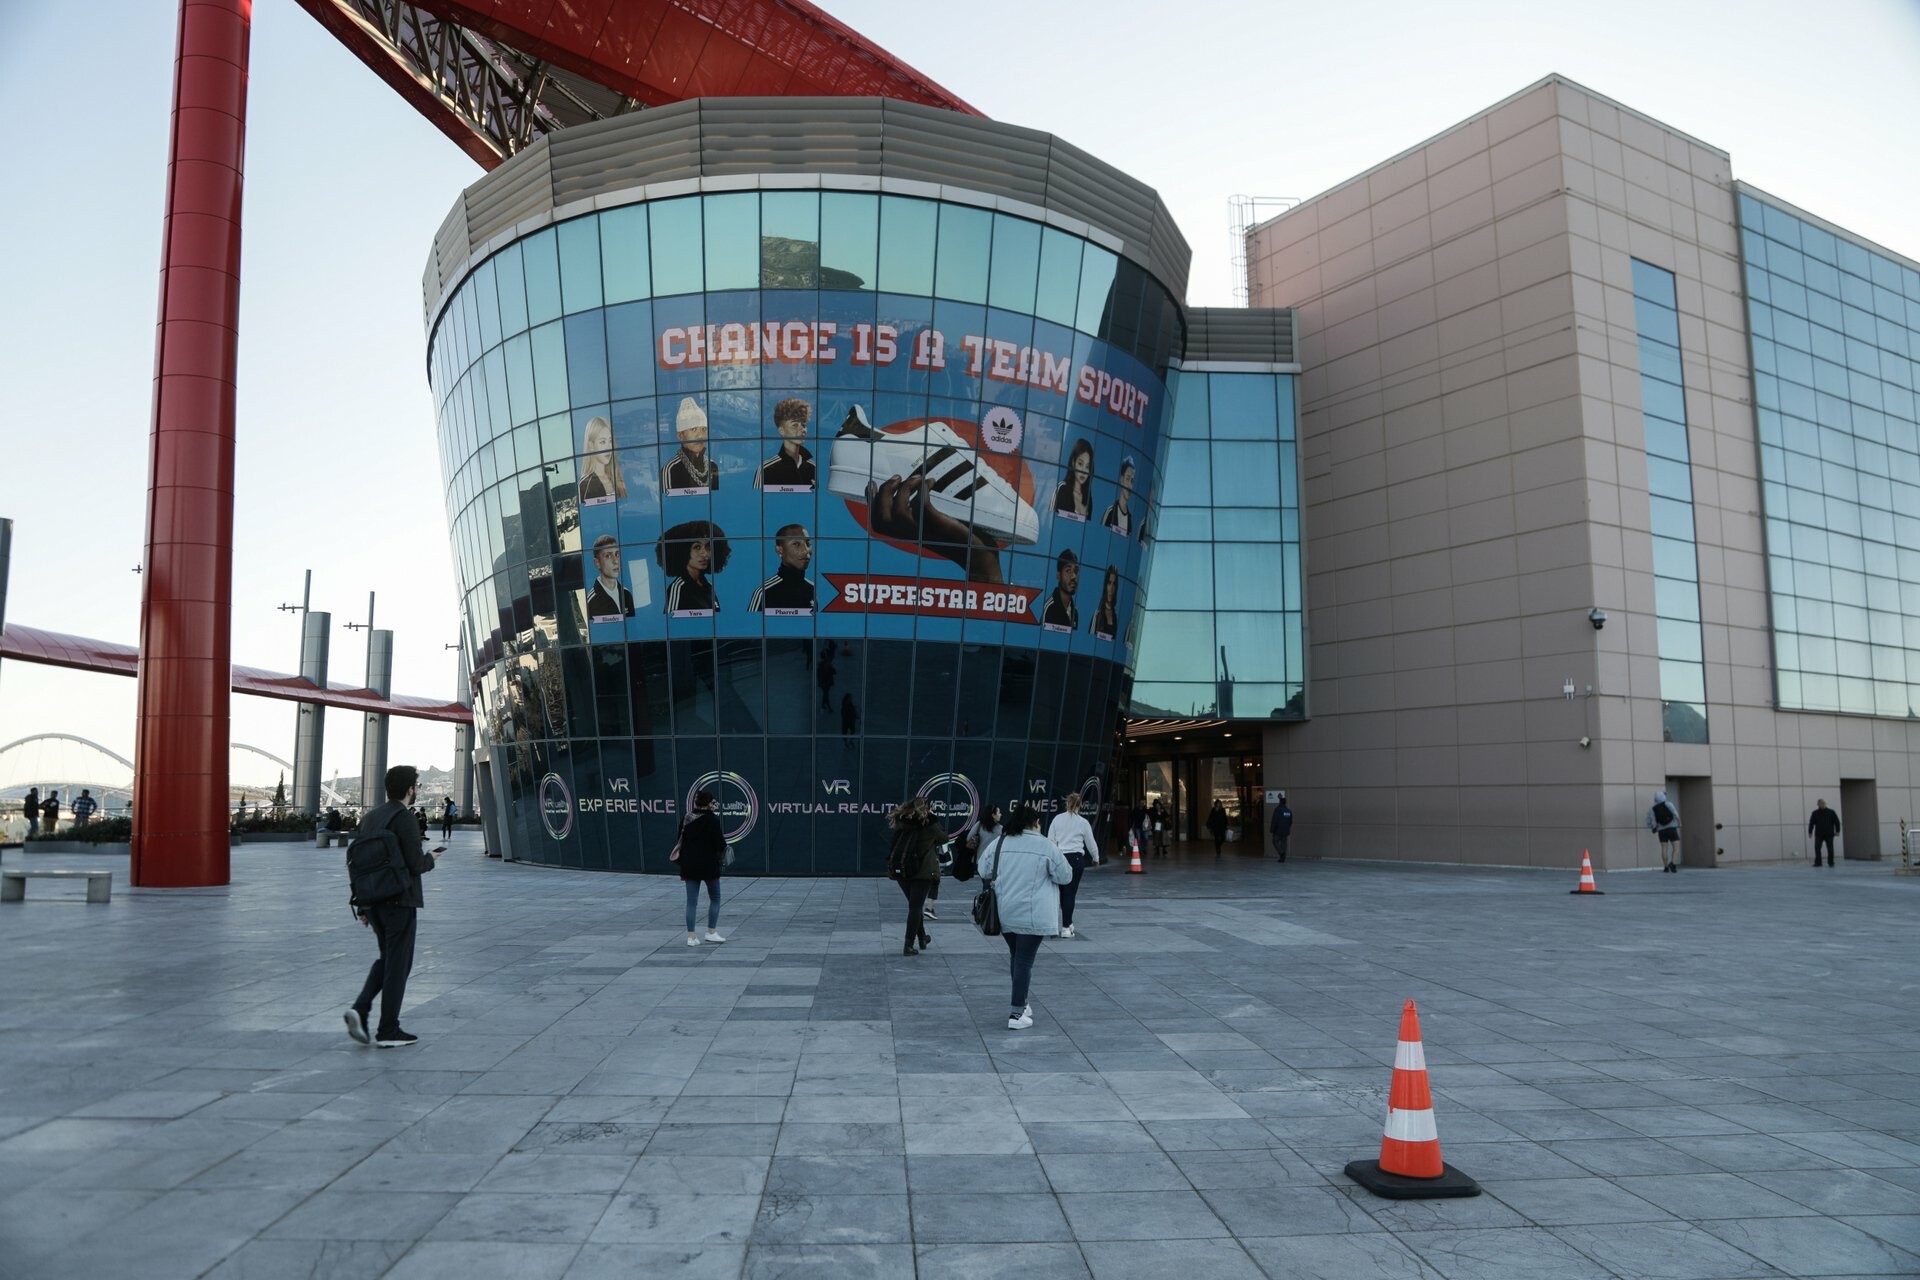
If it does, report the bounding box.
[971,834,1007,936]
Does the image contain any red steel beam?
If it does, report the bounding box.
[4,624,473,725]
[133,0,252,888]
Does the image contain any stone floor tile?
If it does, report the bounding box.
[562,1242,747,1278]
[1078,1238,1264,1279]
[619,1154,770,1195]
[1056,1189,1229,1241]
[261,1190,461,1241]
[1399,1226,1616,1280]
[914,1241,1091,1279]
[1548,1220,1787,1279]
[909,1191,1074,1243]
[1482,1175,1675,1226]
[1239,1232,1444,1280]
[382,1241,578,1279]
[738,1240,916,1278]
[748,1192,910,1244]
[589,1191,760,1244]
[1700,1216,1920,1276]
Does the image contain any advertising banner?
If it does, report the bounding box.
[572,290,1162,655]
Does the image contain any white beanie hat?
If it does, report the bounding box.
[676,397,707,436]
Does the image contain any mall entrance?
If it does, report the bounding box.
[1117,721,1266,854]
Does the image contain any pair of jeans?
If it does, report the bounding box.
[899,879,930,946]
[1003,932,1044,1010]
[684,878,721,932]
[1059,854,1088,927]
[353,904,418,1036]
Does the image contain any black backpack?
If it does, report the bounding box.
[1652,801,1674,826]
[346,817,411,906]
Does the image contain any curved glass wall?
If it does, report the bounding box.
[428,189,1181,873]
[1130,367,1304,719]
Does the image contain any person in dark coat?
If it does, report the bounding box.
[888,796,945,956]
[41,791,60,834]
[441,796,455,840]
[344,765,439,1048]
[1206,800,1229,858]
[1149,798,1169,856]
[677,790,728,945]
[22,787,39,836]
[1269,793,1293,862]
[1808,799,1842,868]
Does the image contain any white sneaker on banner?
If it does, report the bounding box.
[827,407,1039,545]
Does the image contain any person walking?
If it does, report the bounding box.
[22,786,39,837]
[676,790,728,946]
[1206,799,1229,859]
[1149,798,1170,856]
[887,796,944,955]
[1647,790,1681,872]
[980,805,1073,1029]
[1808,799,1842,868]
[441,796,455,840]
[344,765,439,1048]
[1269,793,1293,862]
[1046,793,1099,938]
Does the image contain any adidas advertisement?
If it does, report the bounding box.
[575,289,1166,653]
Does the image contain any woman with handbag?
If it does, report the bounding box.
[1046,793,1099,939]
[888,796,945,956]
[676,790,728,946]
[977,805,1073,1029]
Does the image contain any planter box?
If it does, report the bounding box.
[25,841,132,855]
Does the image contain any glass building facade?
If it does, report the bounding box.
[1742,192,1920,718]
[1631,260,1709,742]
[1130,367,1304,719]
[429,187,1183,873]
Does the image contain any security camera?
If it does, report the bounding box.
[1579,736,1591,748]
[1588,607,1608,631]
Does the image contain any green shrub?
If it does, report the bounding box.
[27,817,133,845]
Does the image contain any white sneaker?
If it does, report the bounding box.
[704,931,726,944]
[1060,925,1075,938]
[1023,1004,1032,1019]
[827,408,1039,545]
[686,936,701,946]
[1007,1011,1034,1030]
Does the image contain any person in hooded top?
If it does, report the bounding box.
[1646,790,1681,872]
[980,805,1074,1030]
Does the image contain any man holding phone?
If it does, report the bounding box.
[343,765,443,1048]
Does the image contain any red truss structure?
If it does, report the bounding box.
[293,0,980,167]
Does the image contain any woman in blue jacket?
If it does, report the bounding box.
[979,804,1073,1030]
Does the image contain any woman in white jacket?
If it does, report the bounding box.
[980,805,1073,1030]
[1046,793,1099,939]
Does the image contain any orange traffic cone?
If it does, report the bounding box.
[1345,1000,1480,1199]
[1127,832,1145,874]
[1569,848,1605,895]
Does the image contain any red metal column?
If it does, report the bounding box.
[132,0,250,887]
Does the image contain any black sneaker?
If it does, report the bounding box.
[343,1008,369,1046]
[375,1029,418,1047]
[923,906,939,920]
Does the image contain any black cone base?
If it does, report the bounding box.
[1569,887,1605,894]
[1344,1159,1481,1199]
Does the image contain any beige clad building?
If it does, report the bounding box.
[1248,74,1920,871]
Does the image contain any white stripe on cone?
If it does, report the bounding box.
[1384,1106,1440,1143]
[1394,1039,1426,1072]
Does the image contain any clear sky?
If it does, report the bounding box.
[1,0,1916,792]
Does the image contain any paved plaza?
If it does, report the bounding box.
[3,837,1920,1279]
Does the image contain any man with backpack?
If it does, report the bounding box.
[343,765,440,1047]
[1647,790,1681,872]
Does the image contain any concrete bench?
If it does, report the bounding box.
[2,868,113,903]
[315,831,349,848]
